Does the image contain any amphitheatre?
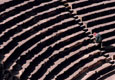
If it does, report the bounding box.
[0,0,115,80]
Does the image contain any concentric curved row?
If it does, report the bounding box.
[0,0,114,80]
